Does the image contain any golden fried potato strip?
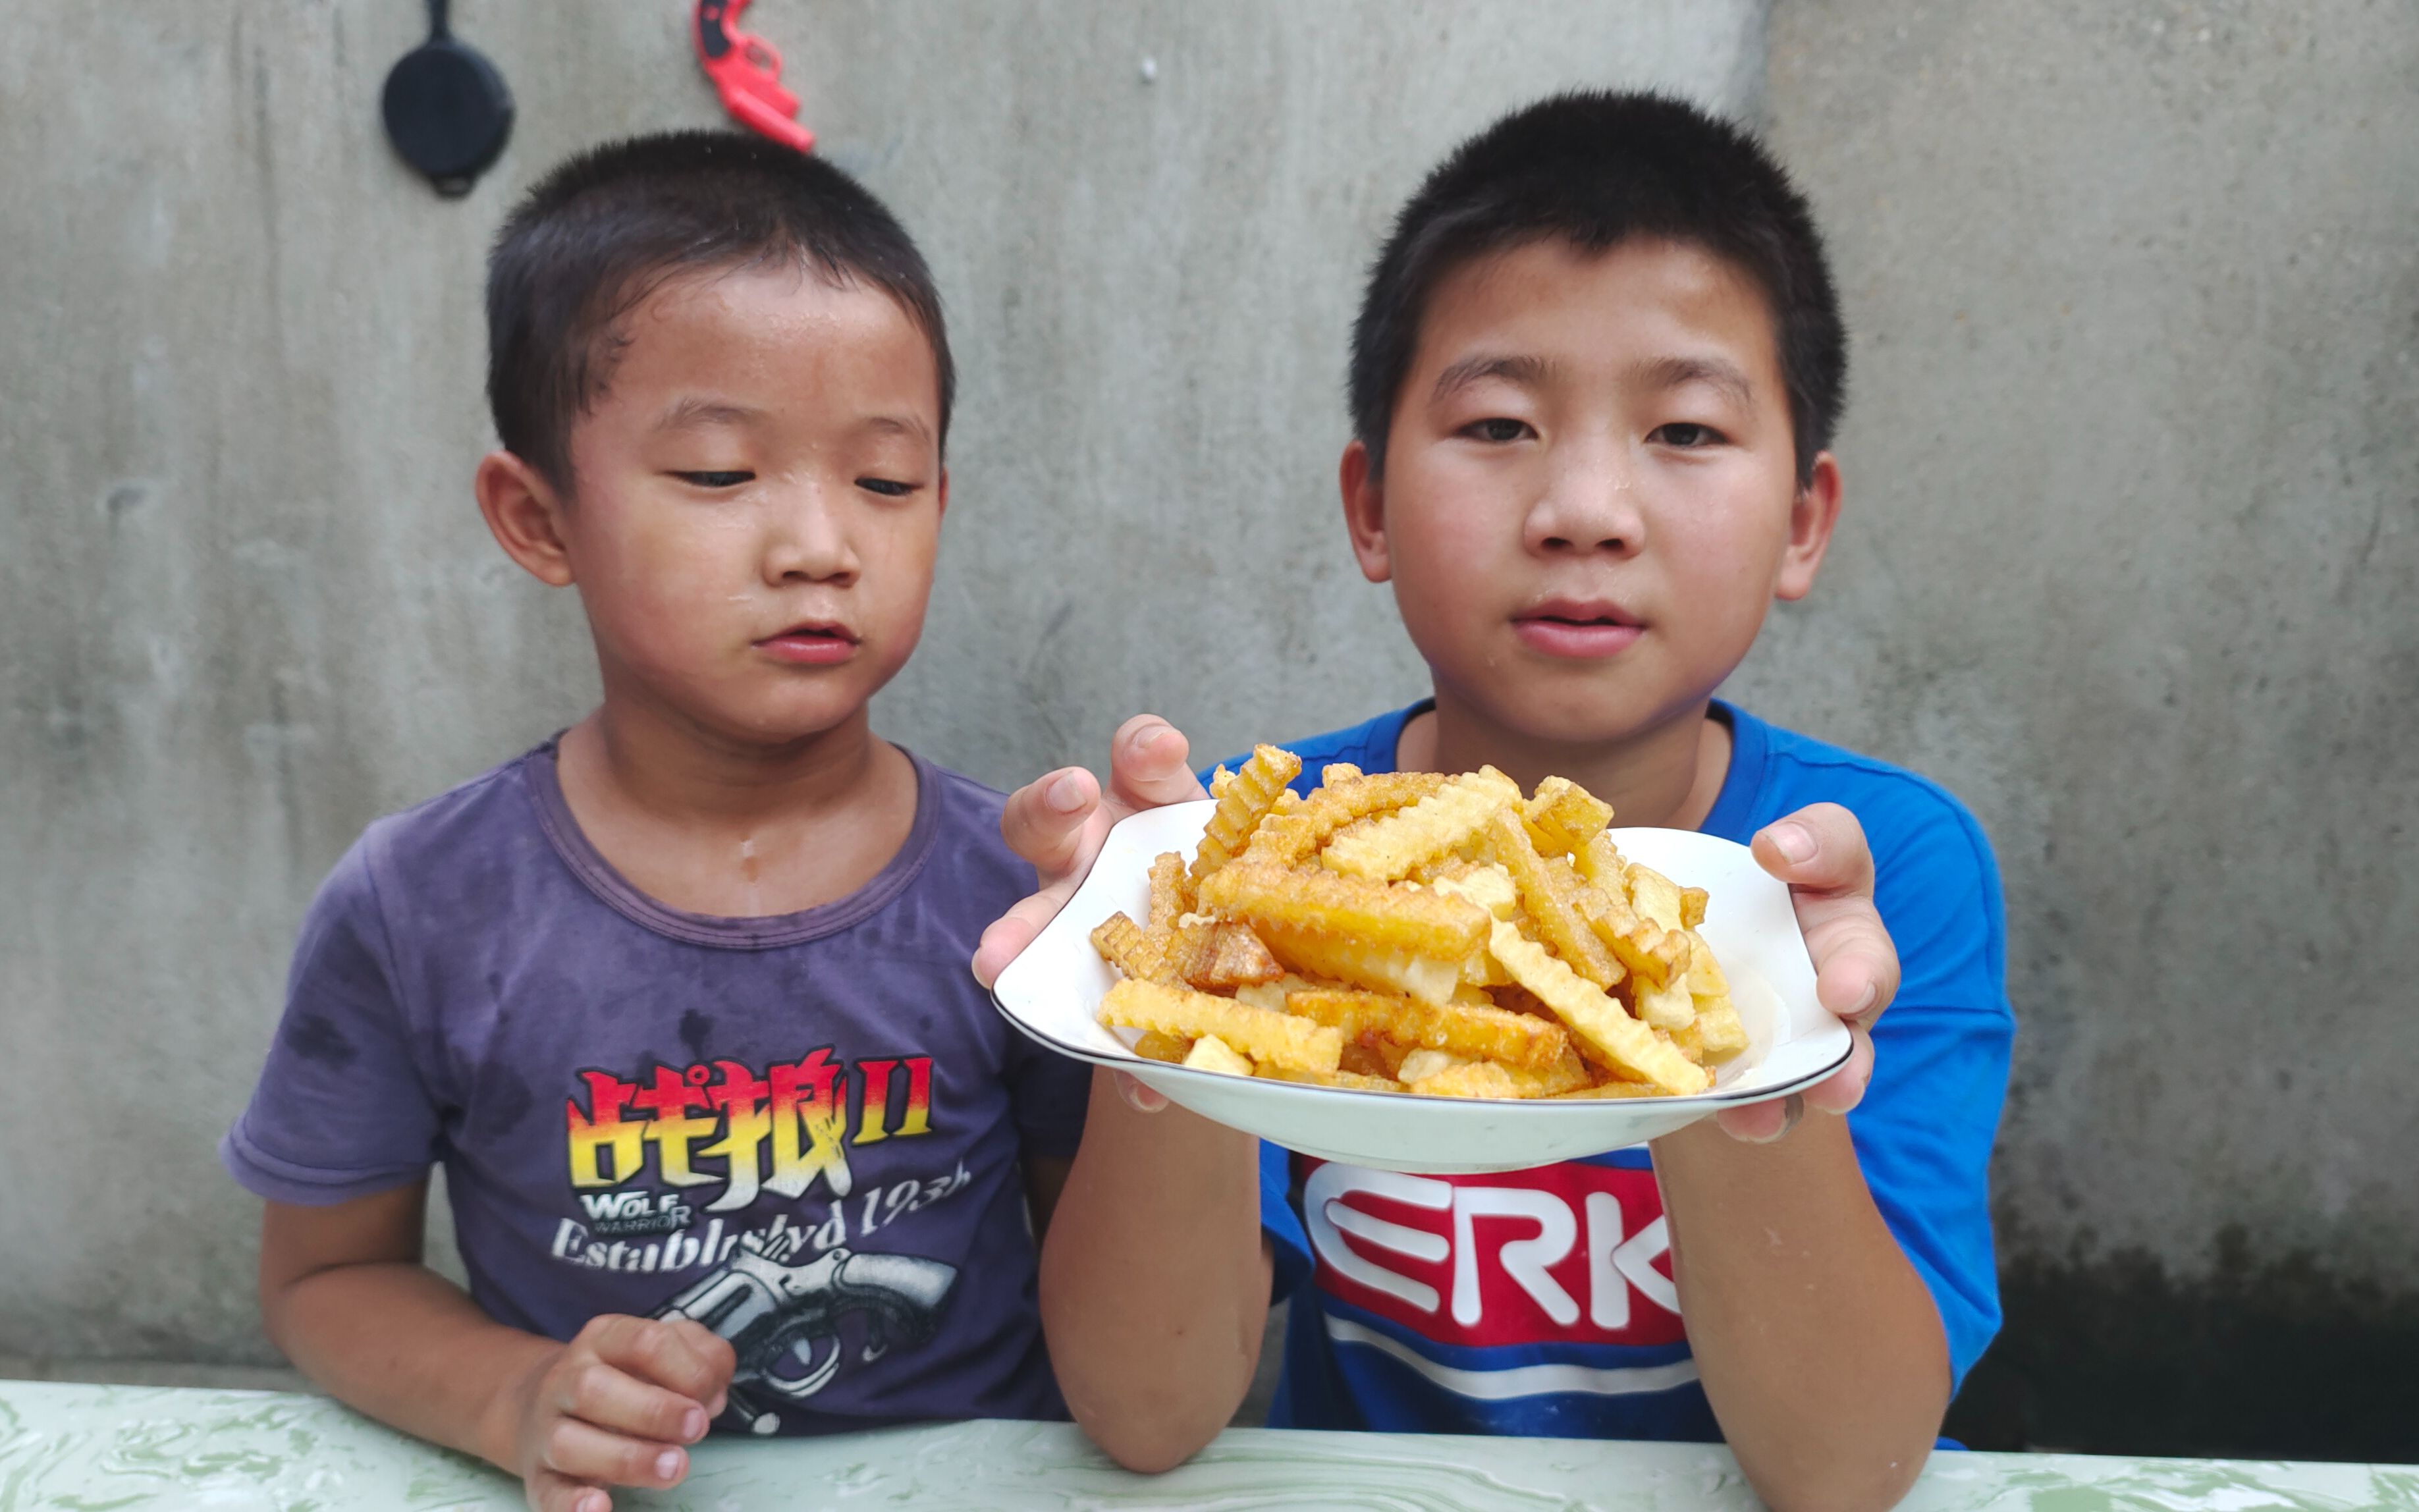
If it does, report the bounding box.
[1692,994,1749,1062]
[1284,988,1570,1071]
[1551,1079,1665,1100]
[1428,862,1519,921]
[1487,920,1708,1094]
[1256,925,1464,1006]
[1099,979,1342,1072]
[1574,830,1627,887]
[1147,851,1191,929]
[1199,863,1489,961]
[1190,744,1303,886]
[1625,861,1687,932]
[1679,886,1710,931]
[1182,1034,1255,1075]
[1320,767,1522,880]
[1632,971,1697,1032]
[1478,811,1626,989]
[1243,772,1449,867]
[1172,919,1287,990]
[1578,878,1691,988]
[1131,1029,1191,1064]
[1260,1063,1405,1093]
[1089,911,1173,983]
[1683,931,1729,997]
[1405,1060,1519,1098]
[1522,776,1614,857]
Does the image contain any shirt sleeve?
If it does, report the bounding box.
[219,835,445,1205]
[1846,790,2015,1393]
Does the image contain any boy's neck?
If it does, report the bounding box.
[551,679,919,919]
[1400,688,1732,832]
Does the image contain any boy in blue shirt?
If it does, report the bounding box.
[223,134,1089,1512]
[975,93,2012,1510]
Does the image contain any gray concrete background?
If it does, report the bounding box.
[0,1,1760,1365]
[5,0,2416,1451]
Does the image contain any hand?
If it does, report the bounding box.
[973,715,1207,988]
[1716,802,1901,1143]
[974,715,1208,1116]
[495,1314,736,1512]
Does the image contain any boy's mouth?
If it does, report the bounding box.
[1512,599,1644,659]
[755,620,861,666]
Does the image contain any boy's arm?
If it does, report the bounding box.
[260,1186,734,1512]
[1037,1073,1272,1471]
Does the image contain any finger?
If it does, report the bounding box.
[541,1417,688,1489]
[558,1360,711,1445]
[1106,715,1207,812]
[1803,904,1899,1027]
[1111,1068,1170,1113]
[1750,802,1874,900]
[1714,1095,1791,1144]
[998,767,1102,879]
[659,1318,738,1399]
[528,1469,612,1512]
[595,1318,728,1406]
[1801,1020,1876,1117]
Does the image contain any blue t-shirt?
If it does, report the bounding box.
[222,740,1091,1434]
[1227,700,2011,1439]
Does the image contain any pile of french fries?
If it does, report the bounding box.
[1089,746,1747,1100]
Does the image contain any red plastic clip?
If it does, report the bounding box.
[693,0,815,153]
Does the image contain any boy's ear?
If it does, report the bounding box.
[935,466,950,523]
[474,450,577,588]
[1774,451,1843,602]
[1338,439,1393,584]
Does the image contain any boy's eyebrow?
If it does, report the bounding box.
[861,414,935,445]
[1430,353,1554,402]
[1636,355,1754,406]
[655,397,765,431]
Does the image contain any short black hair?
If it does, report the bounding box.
[1349,92,1845,483]
[487,130,953,493]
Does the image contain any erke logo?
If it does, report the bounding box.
[1301,1158,1683,1347]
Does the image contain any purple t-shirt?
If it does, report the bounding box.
[222,741,1089,1434]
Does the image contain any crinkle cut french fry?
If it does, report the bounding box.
[1692,993,1749,1061]
[1261,1062,1405,1093]
[1245,772,1448,867]
[1131,1029,1192,1064]
[1090,911,1172,983]
[1478,811,1626,989]
[1579,878,1691,987]
[1574,831,1627,887]
[1255,924,1465,1006]
[1191,744,1303,885]
[1633,970,1697,1031]
[1321,763,1365,786]
[1405,1060,1519,1099]
[1182,1033,1255,1075]
[1522,776,1614,857]
[1208,765,1236,798]
[1679,886,1710,931]
[1099,979,1342,1072]
[1683,931,1729,997]
[1199,863,1490,961]
[1488,920,1709,1094]
[1625,861,1687,932]
[1172,919,1286,989]
[1148,851,1191,929]
[1284,988,1570,1071]
[1428,863,1519,921]
[1552,1079,1665,1100]
[1319,767,1523,880]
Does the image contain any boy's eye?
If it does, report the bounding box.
[673,470,753,489]
[1650,423,1724,448]
[856,477,917,498]
[1462,418,1535,444]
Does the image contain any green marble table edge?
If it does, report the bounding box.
[1,1380,2412,1511]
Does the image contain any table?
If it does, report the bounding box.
[1,1381,2412,1510]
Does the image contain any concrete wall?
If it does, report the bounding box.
[1755,1,2419,1457]
[0,1,1762,1364]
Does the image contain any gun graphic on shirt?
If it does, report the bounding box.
[652,1228,958,1435]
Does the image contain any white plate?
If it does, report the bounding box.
[991,800,1851,1174]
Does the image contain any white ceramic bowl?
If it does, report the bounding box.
[991,800,1851,1174]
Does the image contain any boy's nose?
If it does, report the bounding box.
[1527,443,1644,554]
[761,484,859,583]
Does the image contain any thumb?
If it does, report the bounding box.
[1108,716,1207,811]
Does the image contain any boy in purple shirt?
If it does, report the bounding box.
[222,133,1088,1512]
